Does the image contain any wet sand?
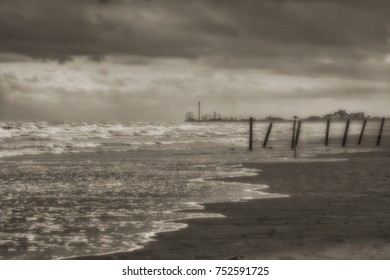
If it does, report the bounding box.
[73,149,390,260]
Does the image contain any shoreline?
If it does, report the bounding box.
[72,148,390,260]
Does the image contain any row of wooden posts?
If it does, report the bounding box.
[248,117,386,151]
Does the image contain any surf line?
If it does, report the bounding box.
[63,165,289,260]
[186,164,289,209]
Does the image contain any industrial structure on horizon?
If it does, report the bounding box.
[185,102,251,122]
[185,103,385,122]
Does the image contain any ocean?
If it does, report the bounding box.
[0,121,387,259]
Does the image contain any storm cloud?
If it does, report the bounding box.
[0,0,389,121]
[1,0,389,62]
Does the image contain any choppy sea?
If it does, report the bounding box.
[0,121,387,259]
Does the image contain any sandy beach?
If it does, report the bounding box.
[72,148,390,260]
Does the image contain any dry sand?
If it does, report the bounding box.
[73,149,390,260]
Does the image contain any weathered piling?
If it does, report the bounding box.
[291,120,296,149]
[376,117,385,146]
[342,119,350,147]
[358,119,367,145]
[294,121,302,148]
[325,120,330,146]
[249,117,253,151]
[263,123,273,148]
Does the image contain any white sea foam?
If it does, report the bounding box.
[0,121,381,159]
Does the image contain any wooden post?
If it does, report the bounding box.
[294,121,302,148]
[291,119,296,149]
[325,120,330,146]
[358,119,367,145]
[263,123,273,148]
[376,117,385,146]
[249,117,253,151]
[342,119,350,147]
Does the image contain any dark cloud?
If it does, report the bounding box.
[1,0,390,122]
[0,0,389,66]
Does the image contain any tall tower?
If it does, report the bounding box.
[198,101,201,121]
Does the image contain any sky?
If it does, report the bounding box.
[0,0,389,122]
